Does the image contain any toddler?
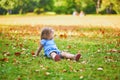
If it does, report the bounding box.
[35,27,81,61]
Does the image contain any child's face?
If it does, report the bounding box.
[47,31,54,40]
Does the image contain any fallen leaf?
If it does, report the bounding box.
[17,78,21,80]
[15,52,21,56]
[17,76,21,80]
[19,44,23,48]
[42,67,46,70]
[63,69,67,72]
[45,72,50,76]
[60,34,64,38]
[69,66,73,70]
[73,69,77,72]
[97,49,101,53]
[80,75,84,79]
[5,43,9,46]
[3,52,10,56]
[35,70,40,72]
[22,48,26,51]
[99,29,105,34]
[108,49,120,53]
[0,58,9,62]
[97,67,103,71]
[31,51,35,56]
[13,58,19,64]
[81,60,87,64]
[79,69,83,72]
[40,65,44,68]
[63,33,67,39]
[59,33,67,39]
[67,45,72,49]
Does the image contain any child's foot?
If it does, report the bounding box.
[54,54,61,61]
[75,53,81,61]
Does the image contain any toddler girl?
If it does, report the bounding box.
[35,27,81,61]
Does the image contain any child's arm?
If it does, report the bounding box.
[35,45,43,56]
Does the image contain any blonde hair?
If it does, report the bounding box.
[41,27,54,40]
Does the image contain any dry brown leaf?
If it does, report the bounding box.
[3,52,10,56]
[15,52,21,56]
[0,58,9,62]
[107,49,120,53]
[67,45,72,49]
[31,51,35,56]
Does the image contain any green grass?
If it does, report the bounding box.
[0,25,120,80]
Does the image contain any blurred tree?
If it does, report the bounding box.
[0,0,119,15]
[93,0,120,14]
[0,0,17,14]
[75,0,96,14]
[33,0,54,14]
[111,0,120,14]
[0,0,54,14]
[13,0,28,14]
[54,0,96,14]
[66,0,76,14]
[15,0,37,14]
[53,0,67,14]
[0,7,6,14]
[98,0,119,14]
[39,0,54,11]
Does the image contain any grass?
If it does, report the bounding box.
[0,15,120,80]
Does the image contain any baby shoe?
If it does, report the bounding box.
[75,53,81,61]
[54,54,61,61]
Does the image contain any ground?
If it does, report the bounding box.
[0,15,120,28]
[0,15,120,80]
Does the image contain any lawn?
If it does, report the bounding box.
[0,15,120,80]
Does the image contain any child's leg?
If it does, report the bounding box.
[50,52,61,61]
[61,52,75,59]
[61,52,81,61]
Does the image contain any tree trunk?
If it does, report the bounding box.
[96,0,102,14]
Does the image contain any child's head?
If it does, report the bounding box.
[41,27,54,40]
